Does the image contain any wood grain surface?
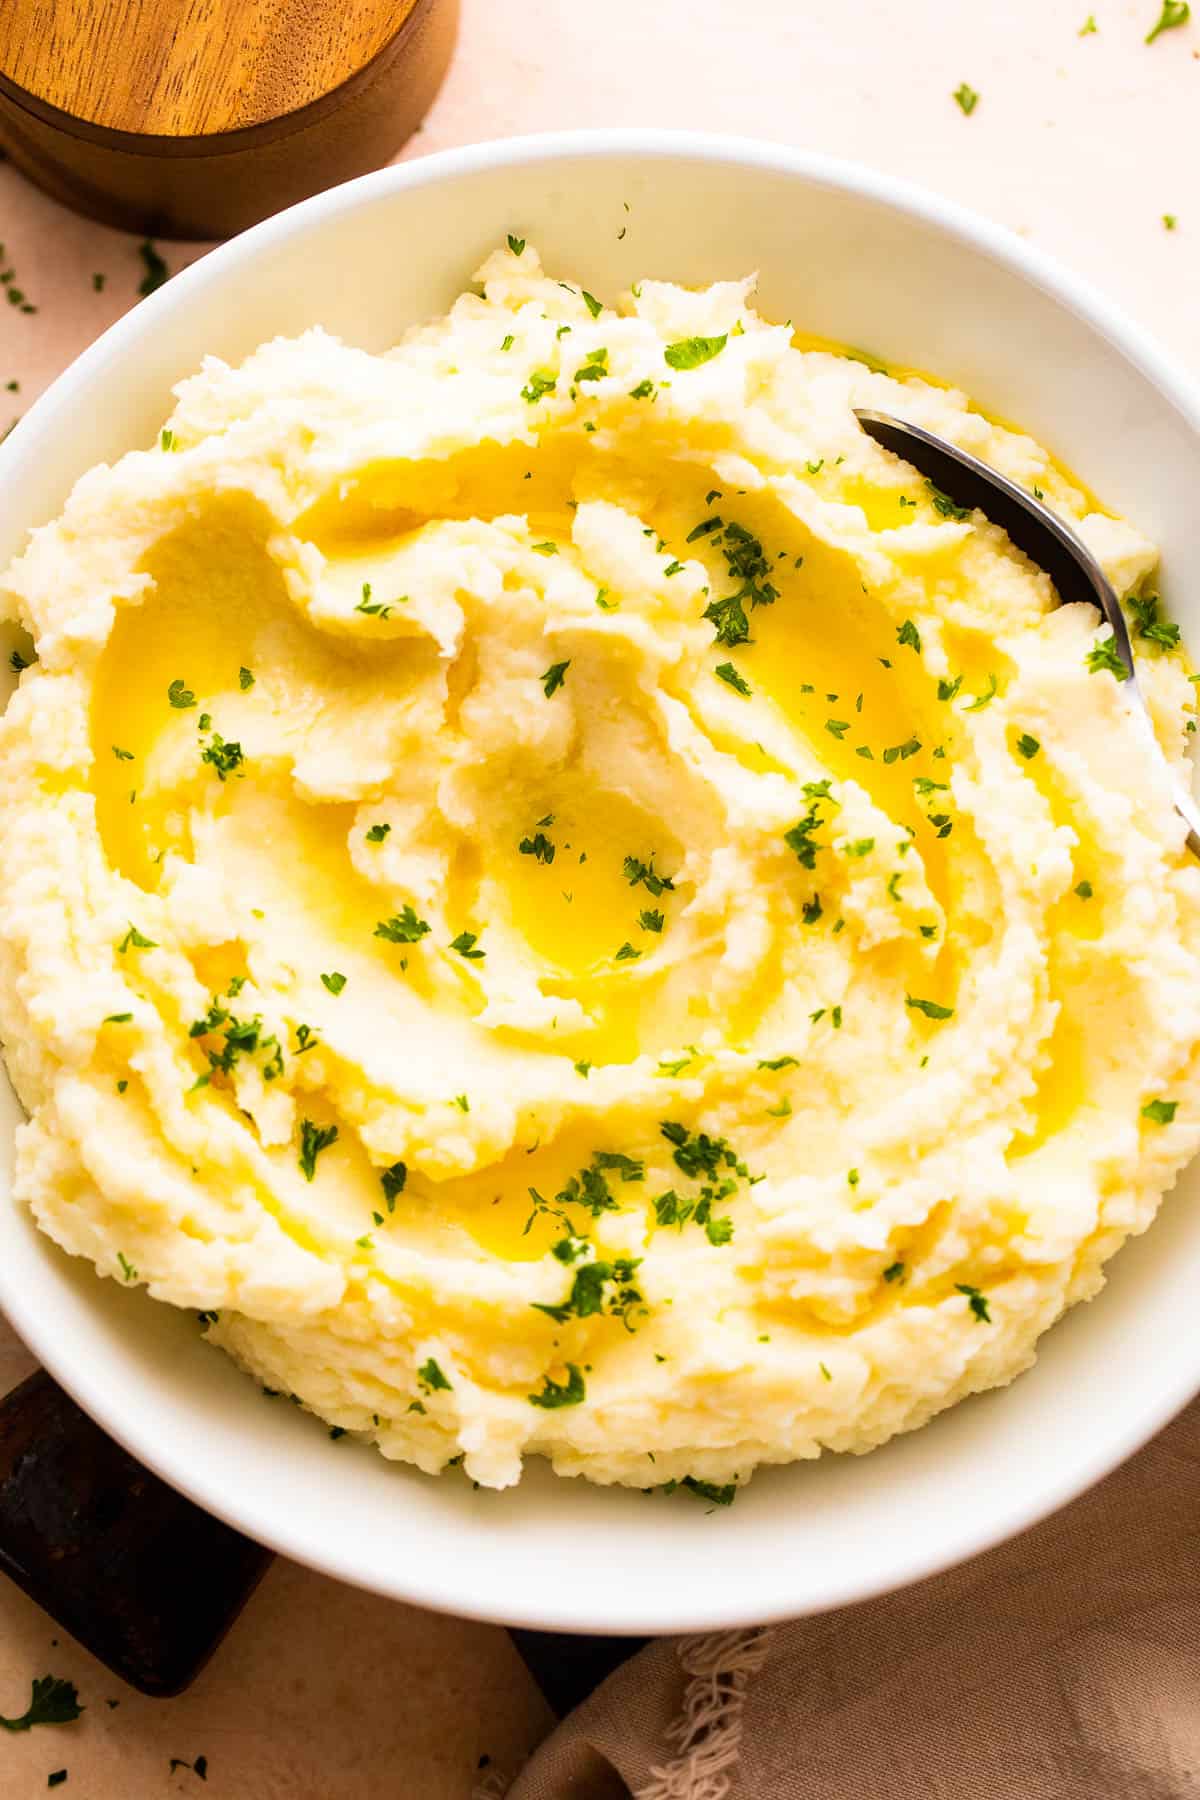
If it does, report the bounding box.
[0,0,421,137]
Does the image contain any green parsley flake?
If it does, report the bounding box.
[614,941,641,961]
[137,240,169,296]
[298,1119,338,1181]
[1075,880,1094,899]
[541,660,570,697]
[1016,733,1041,759]
[623,855,676,896]
[506,233,525,256]
[167,678,196,708]
[956,1283,992,1322]
[320,971,347,995]
[927,480,972,521]
[365,823,391,842]
[375,906,430,944]
[715,661,752,696]
[582,289,603,318]
[844,838,875,857]
[1080,11,1098,29]
[0,1676,83,1732]
[450,930,485,960]
[118,923,156,953]
[117,1252,137,1283]
[103,1012,133,1024]
[521,369,557,403]
[964,673,999,709]
[897,619,921,653]
[1142,1097,1178,1123]
[1147,0,1190,42]
[906,994,953,1021]
[953,82,980,115]
[1086,634,1128,678]
[883,1261,905,1282]
[528,1364,586,1408]
[419,1357,452,1391]
[639,909,665,932]
[664,334,727,370]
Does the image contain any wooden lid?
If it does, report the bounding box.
[0,0,420,138]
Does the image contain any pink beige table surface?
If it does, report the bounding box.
[0,0,1196,1792]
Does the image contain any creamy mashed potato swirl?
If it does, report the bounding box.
[1,246,1199,1494]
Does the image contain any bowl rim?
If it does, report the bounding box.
[4,127,1200,1636]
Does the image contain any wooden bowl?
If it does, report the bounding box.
[0,0,459,239]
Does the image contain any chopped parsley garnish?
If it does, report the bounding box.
[355,582,394,618]
[844,837,875,857]
[375,907,430,944]
[1127,591,1181,650]
[639,908,664,933]
[582,290,603,318]
[614,941,641,961]
[703,592,750,646]
[825,718,850,739]
[937,674,963,702]
[952,82,980,115]
[574,1060,592,1077]
[1080,11,1098,29]
[1146,0,1190,42]
[883,1261,905,1282]
[506,233,525,255]
[629,378,657,399]
[884,735,922,764]
[687,516,723,543]
[528,1363,586,1408]
[111,745,134,761]
[964,673,999,709]
[1164,214,1179,231]
[365,823,391,842]
[521,369,557,403]
[575,348,608,382]
[453,1094,470,1112]
[714,661,751,696]
[926,480,972,520]
[664,334,727,370]
[623,855,676,896]
[533,1248,645,1330]
[532,540,558,555]
[380,1162,407,1210]
[501,334,515,351]
[167,678,196,708]
[298,1119,338,1181]
[117,1252,137,1282]
[758,1055,798,1069]
[956,1283,991,1322]
[450,930,485,960]
[541,660,570,697]
[680,1476,736,1505]
[160,428,177,452]
[525,1152,644,1232]
[906,994,954,1020]
[418,1357,452,1391]
[702,520,780,647]
[897,619,921,652]
[801,896,823,924]
[0,1676,83,1732]
[137,240,169,296]
[1086,634,1128,678]
[8,649,30,673]
[519,829,556,863]
[1142,1097,1178,1123]
[1016,733,1040,759]
[239,666,254,689]
[201,732,245,781]
[1075,880,1094,899]
[103,1012,133,1024]
[118,923,156,953]
[320,971,346,994]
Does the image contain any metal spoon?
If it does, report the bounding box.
[854,407,1200,855]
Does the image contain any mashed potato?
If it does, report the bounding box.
[1,245,1198,1494]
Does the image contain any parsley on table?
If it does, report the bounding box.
[541,660,570,697]
[664,334,727,370]
[1142,1098,1178,1123]
[0,1678,83,1733]
[137,240,169,295]
[1146,0,1189,43]
[375,907,430,944]
[528,1364,586,1408]
[952,82,980,115]
[298,1120,338,1181]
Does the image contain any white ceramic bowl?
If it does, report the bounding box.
[3,131,1200,1637]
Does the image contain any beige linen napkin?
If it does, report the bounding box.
[492,1398,1200,1798]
